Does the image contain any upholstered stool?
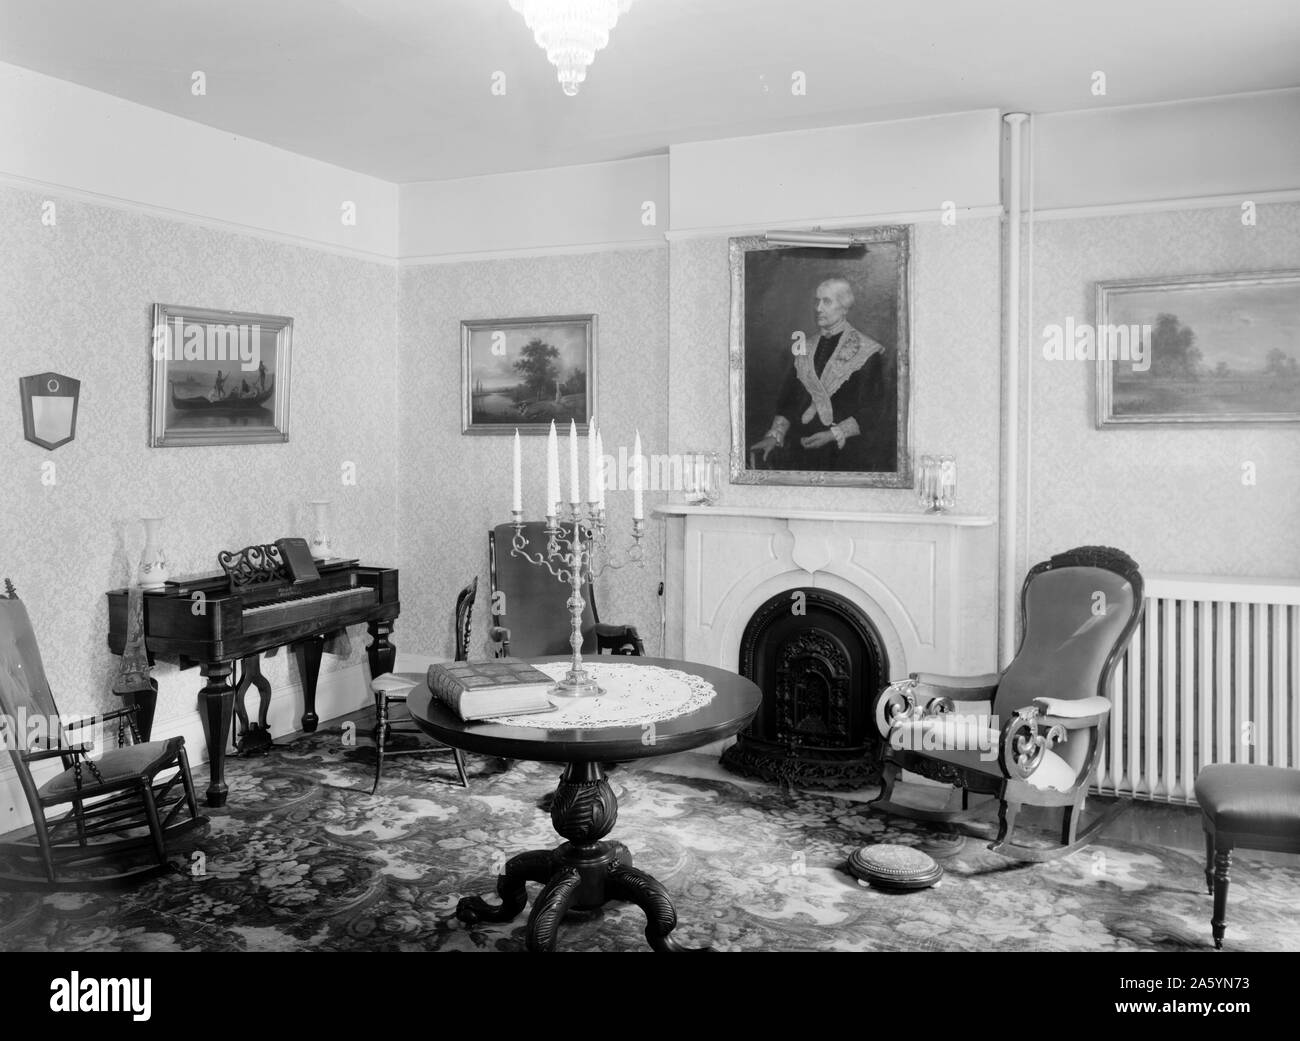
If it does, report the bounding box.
[848,844,943,892]
[1193,764,1300,949]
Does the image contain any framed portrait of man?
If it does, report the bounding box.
[728,225,912,487]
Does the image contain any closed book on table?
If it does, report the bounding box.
[427,658,557,721]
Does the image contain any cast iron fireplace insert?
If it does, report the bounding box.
[722,586,888,789]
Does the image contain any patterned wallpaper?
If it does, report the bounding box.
[667,220,1004,518]
[1023,203,1300,576]
[396,247,670,663]
[0,185,399,719]
[8,180,1292,733]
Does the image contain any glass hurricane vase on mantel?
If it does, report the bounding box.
[916,455,956,514]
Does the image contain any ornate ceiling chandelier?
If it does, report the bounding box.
[509,0,636,96]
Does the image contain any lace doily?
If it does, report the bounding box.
[482,661,717,730]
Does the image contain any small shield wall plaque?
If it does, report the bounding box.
[19,372,81,450]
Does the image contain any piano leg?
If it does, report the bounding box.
[367,619,396,678]
[200,661,236,808]
[296,635,325,732]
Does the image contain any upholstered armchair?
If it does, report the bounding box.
[486,522,644,658]
[870,546,1144,860]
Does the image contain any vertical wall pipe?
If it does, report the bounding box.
[1001,112,1028,666]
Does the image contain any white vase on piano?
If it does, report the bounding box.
[137,516,170,590]
[309,500,334,560]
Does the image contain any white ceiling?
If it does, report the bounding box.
[1,0,1297,183]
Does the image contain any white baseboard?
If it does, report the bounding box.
[0,662,370,838]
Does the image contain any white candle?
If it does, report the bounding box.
[632,430,644,520]
[586,415,598,504]
[568,419,580,505]
[595,430,606,510]
[546,421,560,517]
[512,429,522,513]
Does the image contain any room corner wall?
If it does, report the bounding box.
[1019,93,1300,579]
[0,65,401,836]
[395,248,670,663]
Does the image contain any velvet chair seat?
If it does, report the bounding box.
[1194,764,1300,836]
[41,738,186,798]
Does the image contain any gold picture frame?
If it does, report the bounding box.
[150,303,293,448]
[728,225,913,487]
[1096,270,1300,426]
[461,314,596,435]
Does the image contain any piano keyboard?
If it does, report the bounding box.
[243,587,377,633]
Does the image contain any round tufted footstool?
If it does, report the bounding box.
[848,843,943,892]
[1193,764,1300,949]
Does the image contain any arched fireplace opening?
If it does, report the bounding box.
[722,587,888,789]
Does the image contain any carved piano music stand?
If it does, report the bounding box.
[218,544,286,755]
[217,542,353,757]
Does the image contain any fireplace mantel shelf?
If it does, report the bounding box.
[654,504,995,527]
[661,500,999,681]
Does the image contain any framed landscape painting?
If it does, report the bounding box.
[1096,271,1300,426]
[461,314,596,435]
[728,225,912,487]
[150,304,293,447]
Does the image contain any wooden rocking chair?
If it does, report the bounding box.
[0,581,207,888]
[869,546,1144,861]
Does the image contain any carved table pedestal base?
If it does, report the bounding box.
[454,761,705,953]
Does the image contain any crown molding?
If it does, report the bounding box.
[0,171,400,266]
[398,237,667,266]
[1023,188,1300,221]
[664,205,1005,240]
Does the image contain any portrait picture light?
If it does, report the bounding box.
[763,230,871,249]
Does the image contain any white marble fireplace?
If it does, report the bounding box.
[657,505,999,683]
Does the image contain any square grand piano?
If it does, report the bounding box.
[107,547,399,807]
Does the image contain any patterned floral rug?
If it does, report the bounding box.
[1,725,1296,952]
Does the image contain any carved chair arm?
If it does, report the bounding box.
[999,705,1099,782]
[5,715,92,760]
[910,674,998,714]
[873,674,998,739]
[22,747,80,763]
[1031,696,1111,729]
[873,678,978,737]
[913,671,1001,693]
[94,706,142,743]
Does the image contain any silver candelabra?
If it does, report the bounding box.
[510,504,646,698]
